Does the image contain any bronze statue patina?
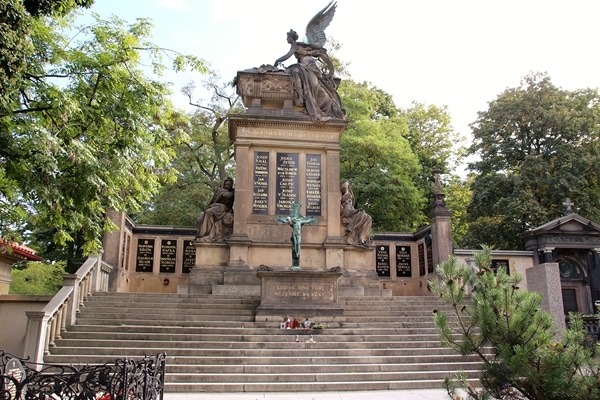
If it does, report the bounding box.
[196,178,235,241]
[275,202,317,270]
[340,180,372,246]
[274,1,345,123]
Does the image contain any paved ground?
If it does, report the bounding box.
[164,389,457,400]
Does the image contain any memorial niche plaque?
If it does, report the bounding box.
[418,243,425,276]
[252,151,269,214]
[376,245,391,277]
[135,239,155,272]
[396,246,412,277]
[159,239,177,273]
[305,154,321,216]
[275,152,299,214]
[182,240,196,273]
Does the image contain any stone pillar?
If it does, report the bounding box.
[428,172,453,269]
[228,141,251,268]
[539,247,554,263]
[591,248,600,302]
[526,262,566,337]
[593,248,600,271]
[24,311,50,366]
[0,258,12,295]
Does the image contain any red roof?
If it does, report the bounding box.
[0,239,43,261]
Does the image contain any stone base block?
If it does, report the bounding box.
[364,288,393,297]
[212,284,261,296]
[189,285,212,294]
[339,287,364,297]
[255,270,343,317]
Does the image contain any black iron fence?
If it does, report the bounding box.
[0,350,166,400]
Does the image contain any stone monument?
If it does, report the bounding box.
[190,1,377,312]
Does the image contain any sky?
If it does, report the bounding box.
[79,0,600,172]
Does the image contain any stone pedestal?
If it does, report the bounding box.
[526,262,566,336]
[255,270,343,320]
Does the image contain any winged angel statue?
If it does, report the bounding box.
[273,1,345,123]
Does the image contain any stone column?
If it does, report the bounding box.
[228,142,251,267]
[324,147,344,269]
[593,248,600,270]
[428,171,453,269]
[540,247,554,263]
[591,248,600,303]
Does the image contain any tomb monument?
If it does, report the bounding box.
[190,1,376,318]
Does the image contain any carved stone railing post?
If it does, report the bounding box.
[23,311,50,366]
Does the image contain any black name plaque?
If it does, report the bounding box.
[376,245,391,277]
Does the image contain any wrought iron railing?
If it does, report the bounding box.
[0,350,166,400]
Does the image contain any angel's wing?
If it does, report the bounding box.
[305,1,337,48]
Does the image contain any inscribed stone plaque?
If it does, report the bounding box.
[159,239,177,273]
[252,151,269,214]
[418,243,425,276]
[4,358,26,399]
[182,240,196,274]
[136,239,155,272]
[255,270,343,317]
[275,152,299,214]
[305,154,322,216]
[491,259,510,275]
[427,244,434,274]
[396,246,412,277]
[376,245,391,277]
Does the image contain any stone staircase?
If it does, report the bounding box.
[44,292,480,392]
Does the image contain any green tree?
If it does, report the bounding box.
[402,102,466,219]
[1,10,206,264]
[338,80,423,232]
[0,0,94,114]
[338,81,463,232]
[430,246,600,400]
[136,71,240,226]
[466,72,600,250]
[10,261,65,295]
[444,173,473,248]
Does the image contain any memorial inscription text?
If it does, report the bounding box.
[396,246,412,277]
[136,239,155,272]
[252,151,269,214]
[182,240,195,273]
[305,154,322,216]
[275,152,299,214]
[376,245,391,277]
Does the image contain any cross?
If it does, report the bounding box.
[563,198,574,214]
[275,202,317,270]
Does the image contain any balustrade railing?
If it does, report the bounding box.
[23,254,113,365]
[582,316,600,340]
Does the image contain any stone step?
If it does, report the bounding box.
[165,369,481,384]
[47,346,463,357]
[164,361,481,373]
[59,331,445,342]
[54,338,447,350]
[78,308,256,317]
[45,353,478,366]
[65,324,443,335]
[43,292,477,393]
[163,379,475,393]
